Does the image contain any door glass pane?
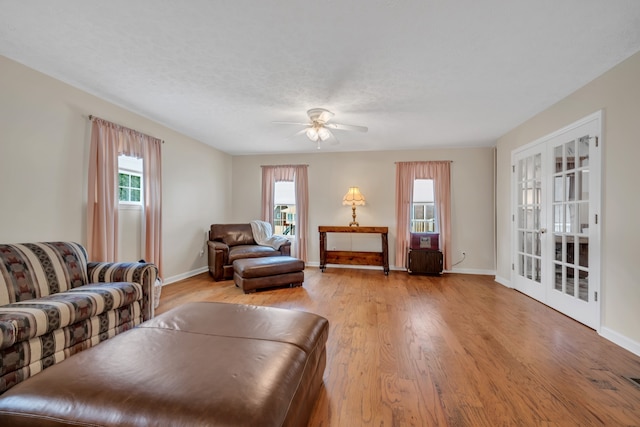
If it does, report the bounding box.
[578,270,588,301]
[526,207,533,230]
[555,263,563,291]
[580,170,589,200]
[518,231,525,252]
[578,203,589,234]
[554,205,563,233]
[566,204,576,233]
[526,256,533,279]
[534,258,541,282]
[566,173,576,201]
[519,254,525,275]
[554,145,563,173]
[554,235,562,262]
[535,232,541,256]
[578,237,589,268]
[534,154,542,179]
[566,235,575,265]
[565,140,575,171]
[554,176,563,202]
[518,208,525,228]
[525,232,533,255]
[578,136,589,167]
[526,156,534,180]
[518,159,526,181]
[566,267,575,296]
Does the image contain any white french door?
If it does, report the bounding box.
[512,144,546,302]
[511,112,601,329]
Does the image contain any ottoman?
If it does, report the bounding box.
[0,301,329,427]
[234,255,305,293]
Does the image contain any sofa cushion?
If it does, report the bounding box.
[234,256,305,279]
[228,245,280,263]
[211,224,256,246]
[0,282,142,350]
[0,242,89,305]
[0,302,141,395]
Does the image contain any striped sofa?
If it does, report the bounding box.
[0,242,158,395]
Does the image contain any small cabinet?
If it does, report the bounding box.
[407,249,443,275]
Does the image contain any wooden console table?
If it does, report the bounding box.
[319,226,389,275]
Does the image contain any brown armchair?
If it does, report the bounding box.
[208,223,291,281]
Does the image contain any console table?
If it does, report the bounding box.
[318,226,389,275]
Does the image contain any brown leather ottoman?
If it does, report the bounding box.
[0,301,329,427]
[234,256,305,293]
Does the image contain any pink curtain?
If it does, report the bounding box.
[261,165,309,261]
[395,161,451,270]
[87,117,164,276]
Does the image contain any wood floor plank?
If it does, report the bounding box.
[156,268,640,426]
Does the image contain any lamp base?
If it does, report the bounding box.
[349,204,359,227]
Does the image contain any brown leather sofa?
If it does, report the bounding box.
[208,223,291,281]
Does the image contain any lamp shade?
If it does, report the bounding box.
[342,187,366,206]
[306,127,319,142]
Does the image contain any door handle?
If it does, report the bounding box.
[539,228,547,234]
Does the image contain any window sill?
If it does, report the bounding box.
[119,203,143,210]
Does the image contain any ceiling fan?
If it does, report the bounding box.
[273,108,368,148]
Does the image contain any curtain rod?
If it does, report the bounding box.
[394,160,453,163]
[260,164,309,167]
[88,115,164,144]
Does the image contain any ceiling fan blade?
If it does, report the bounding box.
[284,128,309,141]
[272,121,311,126]
[325,123,368,132]
[317,110,334,123]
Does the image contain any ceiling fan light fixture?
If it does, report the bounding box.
[318,127,331,141]
[306,127,319,142]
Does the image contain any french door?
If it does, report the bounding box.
[512,112,601,329]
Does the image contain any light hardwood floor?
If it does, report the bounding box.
[157,268,640,426]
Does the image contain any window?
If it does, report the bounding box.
[273,181,295,236]
[411,179,435,232]
[118,155,143,205]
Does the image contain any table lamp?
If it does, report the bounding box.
[342,187,366,226]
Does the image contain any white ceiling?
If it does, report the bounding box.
[2,1,640,155]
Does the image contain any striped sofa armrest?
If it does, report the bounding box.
[86,262,158,320]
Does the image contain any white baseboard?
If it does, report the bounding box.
[600,327,640,358]
[447,267,495,276]
[494,275,511,288]
[163,266,208,285]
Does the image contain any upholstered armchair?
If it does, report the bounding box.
[208,223,291,281]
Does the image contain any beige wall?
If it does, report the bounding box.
[0,55,231,281]
[232,147,495,273]
[496,51,640,350]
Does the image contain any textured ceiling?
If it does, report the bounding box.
[2,1,640,155]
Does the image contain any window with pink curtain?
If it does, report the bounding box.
[87,116,163,277]
[395,161,451,270]
[261,165,309,261]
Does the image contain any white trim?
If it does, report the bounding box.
[600,327,640,358]
[448,267,495,276]
[163,266,208,285]
[512,110,603,156]
[494,275,512,288]
[118,203,143,211]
